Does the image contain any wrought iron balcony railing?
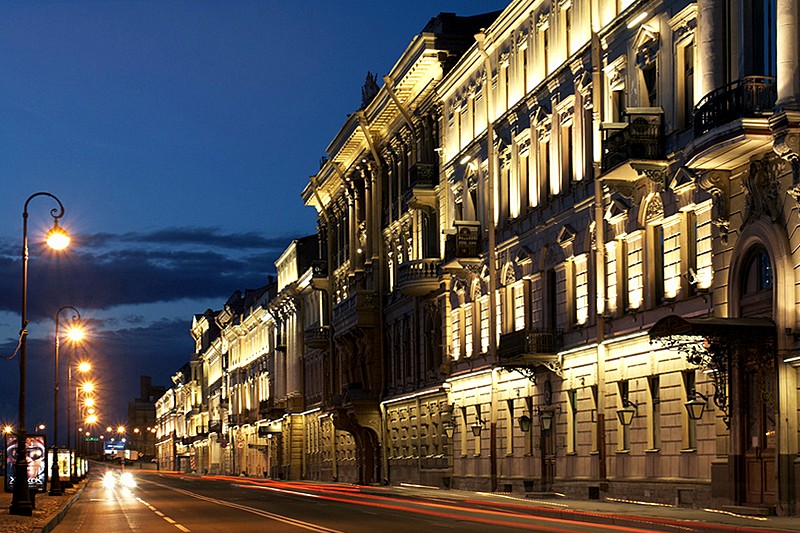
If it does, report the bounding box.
[694,76,777,137]
[311,259,328,278]
[443,220,481,263]
[601,113,665,173]
[498,328,564,360]
[408,162,437,188]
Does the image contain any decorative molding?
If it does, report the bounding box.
[696,169,731,244]
[516,30,528,50]
[634,164,668,193]
[536,11,550,31]
[743,154,784,226]
[773,131,800,204]
[634,25,660,69]
[668,3,698,43]
[643,192,664,224]
[557,225,577,258]
[603,179,637,201]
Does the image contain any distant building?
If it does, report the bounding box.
[126,375,165,460]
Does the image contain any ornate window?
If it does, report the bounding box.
[740,246,773,317]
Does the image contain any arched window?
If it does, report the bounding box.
[740,246,773,317]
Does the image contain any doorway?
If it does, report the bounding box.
[743,371,776,505]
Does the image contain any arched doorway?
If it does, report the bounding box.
[738,245,776,506]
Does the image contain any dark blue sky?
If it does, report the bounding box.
[0,1,508,442]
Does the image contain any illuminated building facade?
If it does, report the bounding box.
[155,0,800,515]
[430,0,799,515]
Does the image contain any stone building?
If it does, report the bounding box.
[302,10,500,486]
[156,0,800,515]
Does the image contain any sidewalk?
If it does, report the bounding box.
[0,480,85,533]
[354,483,800,533]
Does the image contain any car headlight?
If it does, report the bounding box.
[120,472,136,488]
[102,471,116,488]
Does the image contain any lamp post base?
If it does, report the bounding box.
[9,500,34,516]
[49,446,63,496]
[10,476,33,515]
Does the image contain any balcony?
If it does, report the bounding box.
[442,220,481,270]
[403,162,437,210]
[498,328,564,378]
[396,259,440,297]
[694,77,776,137]
[601,109,665,177]
[208,420,222,434]
[311,260,329,291]
[260,399,286,420]
[333,289,380,331]
[688,76,777,170]
[304,325,331,349]
[227,408,257,427]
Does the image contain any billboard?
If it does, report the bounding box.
[46,449,72,479]
[4,434,48,493]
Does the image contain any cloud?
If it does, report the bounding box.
[79,227,295,251]
[0,226,295,320]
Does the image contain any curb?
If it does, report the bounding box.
[32,481,87,533]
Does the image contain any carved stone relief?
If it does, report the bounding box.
[696,169,731,243]
[773,131,800,203]
[743,154,784,226]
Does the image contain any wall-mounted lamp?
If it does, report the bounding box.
[616,399,639,426]
[517,415,532,433]
[536,406,560,431]
[470,421,484,437]
[470,405,484,436]
[442,421,456,439]
[685,390,708,421]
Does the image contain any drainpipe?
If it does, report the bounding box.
[590,7,609,486]
[475,29,499,494]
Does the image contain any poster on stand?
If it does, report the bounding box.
[4,434,48,493]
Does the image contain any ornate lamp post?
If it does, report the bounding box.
[67,353,91,481]
[50,306,82,496]
[11,192,70,516]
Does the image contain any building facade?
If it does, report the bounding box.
[156,0,800,515]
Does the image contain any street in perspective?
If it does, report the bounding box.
[36,466,800,533]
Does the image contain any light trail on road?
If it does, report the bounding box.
[157,475,666,533]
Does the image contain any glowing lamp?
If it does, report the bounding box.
[45,221,70,250]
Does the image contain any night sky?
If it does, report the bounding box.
[0,1,509,442]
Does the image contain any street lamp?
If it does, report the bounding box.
[11,192,70,516]
[50,306,81,496]
[67,352,91,478]
[76,381,95,456]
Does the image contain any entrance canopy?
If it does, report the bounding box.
[649,314,775,428]
[649,315,775,339]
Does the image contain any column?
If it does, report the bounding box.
[697,0,727,100]
[777,0,800,108]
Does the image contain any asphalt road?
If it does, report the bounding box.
[52,469,673,533]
